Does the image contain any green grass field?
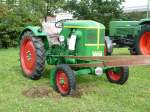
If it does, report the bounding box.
[0,48,150,112]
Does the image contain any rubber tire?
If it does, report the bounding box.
[104,41,112,56]
[129,48,137,55]
[135,25,150,55]
[20,31,45,80]
[54,64,76,96]
[106,67,129,85]
[104,36,113,56]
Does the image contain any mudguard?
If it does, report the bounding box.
[19,26,47,39]
[19,26,49,49]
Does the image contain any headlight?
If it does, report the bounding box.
[95,67,103,76]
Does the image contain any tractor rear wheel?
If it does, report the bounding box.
[135,26,150,55]
[53,64,76,96]
[106,67,129,84]
[20,31,45,80]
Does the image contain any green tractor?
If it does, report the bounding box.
[19,20,150,96]
[109,19,150,55]
[108,0,150,55]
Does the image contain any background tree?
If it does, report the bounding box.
[64,0,123,34]
[0,0,124,47]
[122,11,147,21]
[0,0,47,47]
[47,0,65,16]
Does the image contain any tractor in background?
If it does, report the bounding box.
[109,19,150,55]
[107,0,150,55]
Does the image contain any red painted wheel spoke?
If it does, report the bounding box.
[56,71,69,94]
[108,68,122,81]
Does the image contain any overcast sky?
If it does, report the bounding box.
[122,0,148,8]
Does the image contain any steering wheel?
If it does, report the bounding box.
[55,19,73,28]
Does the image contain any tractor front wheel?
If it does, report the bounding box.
[106,67,129,84]
[20,31,45,80]
[104,36,113,56]
[53,64,76,96]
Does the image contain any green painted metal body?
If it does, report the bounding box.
[109,21,139,37]
[109,19,150,38]
[45,20,105,66]
[61,20,105,56]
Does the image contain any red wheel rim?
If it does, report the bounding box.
[107,68,123,81]
[56,71,69,94]
[140,32,150,55]
[20,37,36,75]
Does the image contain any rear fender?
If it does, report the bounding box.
[19,26,49,50]
[133,19,150,36]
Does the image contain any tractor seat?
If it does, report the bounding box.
[49,33,59,38]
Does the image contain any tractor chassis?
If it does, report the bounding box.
[111,36,134,47]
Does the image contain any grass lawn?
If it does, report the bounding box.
[0,48,150,112]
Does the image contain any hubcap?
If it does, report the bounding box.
[20,37,36,75]
[27,51,32,61]
[140,32,150,55]
[108,68,122,81]
[56,71,69,94]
